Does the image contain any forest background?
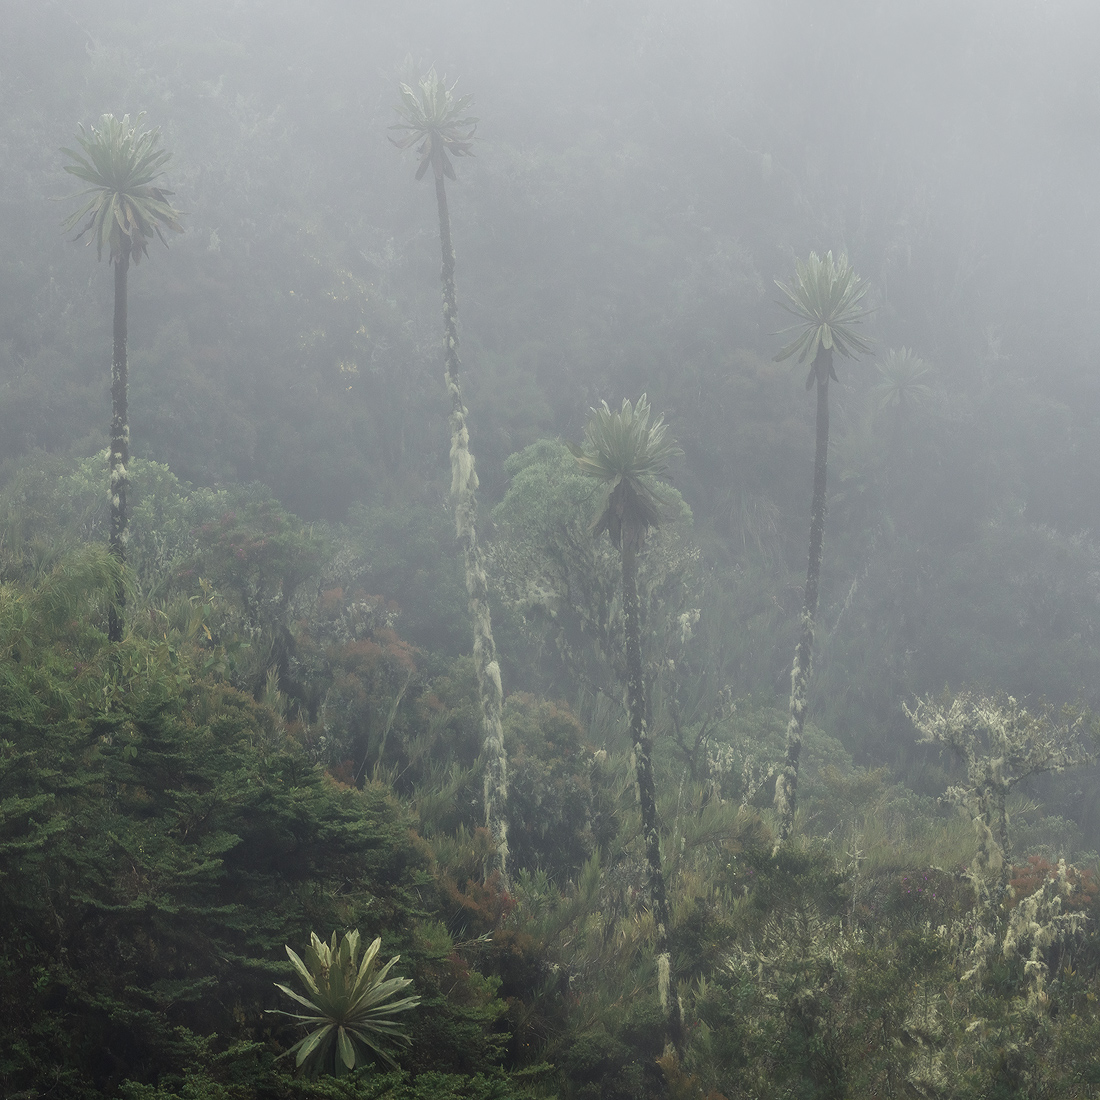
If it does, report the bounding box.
[4,1,1100,1098]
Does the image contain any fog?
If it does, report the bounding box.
[3,2,1100,1095]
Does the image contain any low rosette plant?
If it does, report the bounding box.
[272,929,419,1076]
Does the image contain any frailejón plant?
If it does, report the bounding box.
[62,113,183,642]
[390,74,511,882]
[272,929,419,1076]
[570,394,685,1054]
[772,251,872,848]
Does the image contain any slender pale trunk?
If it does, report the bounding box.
[774,345,831,849]
[622,540,683,1055]
[433,173,509,883]
[108,248,131,643]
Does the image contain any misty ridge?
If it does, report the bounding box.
[2,1,1100,1097]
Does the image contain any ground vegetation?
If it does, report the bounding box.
[1,3,1100,1097]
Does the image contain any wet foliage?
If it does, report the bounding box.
[4,2,1100,1096]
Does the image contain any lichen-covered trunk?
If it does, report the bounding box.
[622,541,683,1055]
[434,173,509,883]
[774,346,831,849]
[994,786,1011,897]
[108,249,130,643]
[964,783,1008,915]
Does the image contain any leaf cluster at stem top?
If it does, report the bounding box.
[61,112,184,264]
[390,69,478,182]
[773,250,873,367]
[568,394,682,550]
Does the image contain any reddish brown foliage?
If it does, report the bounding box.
[1005,855,1100,915]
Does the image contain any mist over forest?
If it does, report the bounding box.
[3,2,1100,1097]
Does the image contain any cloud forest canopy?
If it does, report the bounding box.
[0,2,1097,1097]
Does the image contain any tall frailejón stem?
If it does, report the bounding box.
[622,540,683,1056]
[108,247,130,643]
[774,345,831,849]
[434,174,509,882]
[62,114,182,645]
